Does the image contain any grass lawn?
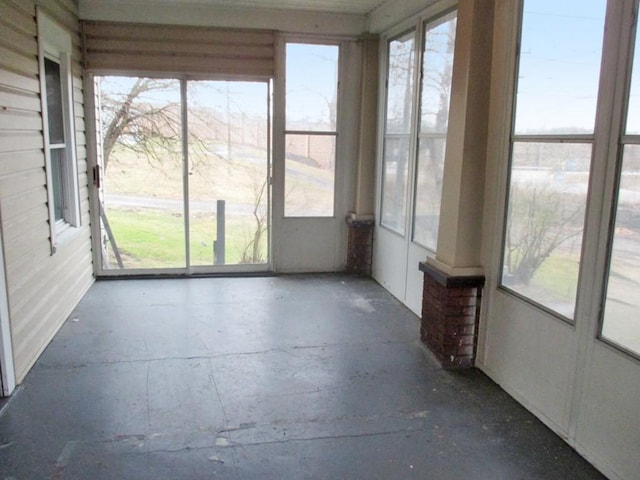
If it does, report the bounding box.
[105,208,267,269]
[531,254,580,304]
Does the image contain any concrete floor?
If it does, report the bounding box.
[0,274,605,479]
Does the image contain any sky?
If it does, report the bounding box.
[285,43,339,129]
[514,0,607,134]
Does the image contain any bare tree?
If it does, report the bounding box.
[240,177,268,264]
[504,183,584,285]
[98,78,185,172]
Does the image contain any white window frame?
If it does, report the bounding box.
[37,9,81,252]
[283,40,340,218]
[379,27,418,236]
[412,9,457,251]
[597,0,640,360]
[497,0,606,322]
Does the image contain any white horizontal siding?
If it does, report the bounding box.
[0,0,94,385]
[0,150,43,176]
[0,69,39,93]
[0,86,41,112]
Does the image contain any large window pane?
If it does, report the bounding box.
[601,149,640,355]
[514,0,606,135]
[381,31,415,234]
[502,142,590,318]
[413,12,456,249]
[187,81,269,266]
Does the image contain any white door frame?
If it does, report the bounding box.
[0,226,15,396]
[86,74,273,276]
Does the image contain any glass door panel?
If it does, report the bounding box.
[96,76,185,270]
[413,11,456,250]
[187,81,270,267]
[380,31,416,235]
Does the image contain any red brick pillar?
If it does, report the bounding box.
[419,262,485,369]
[346,214,374,275]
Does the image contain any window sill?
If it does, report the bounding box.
[52,223,81,254]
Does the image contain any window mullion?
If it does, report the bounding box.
[512,134,595,143]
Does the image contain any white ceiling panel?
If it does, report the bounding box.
[79,0,438,34]
[89,0,389,15]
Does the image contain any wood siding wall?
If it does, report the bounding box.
[0,0,93,383]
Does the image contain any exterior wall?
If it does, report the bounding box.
[0,0,94,384]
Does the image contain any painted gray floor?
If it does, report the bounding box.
[0,274,605,479]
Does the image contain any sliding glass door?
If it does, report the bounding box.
[93,76,270,274]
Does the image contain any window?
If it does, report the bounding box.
[500,0,606,319]
[380,31,416,234]
[413,12,456,250]
[38,11,80,249]
[601,16,640,356]
[285,43,339,217]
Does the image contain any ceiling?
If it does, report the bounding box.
[101,0,391,15]
[78,0,428,35]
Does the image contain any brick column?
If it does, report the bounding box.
[419,262,485,369]
[346,214,374,275]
